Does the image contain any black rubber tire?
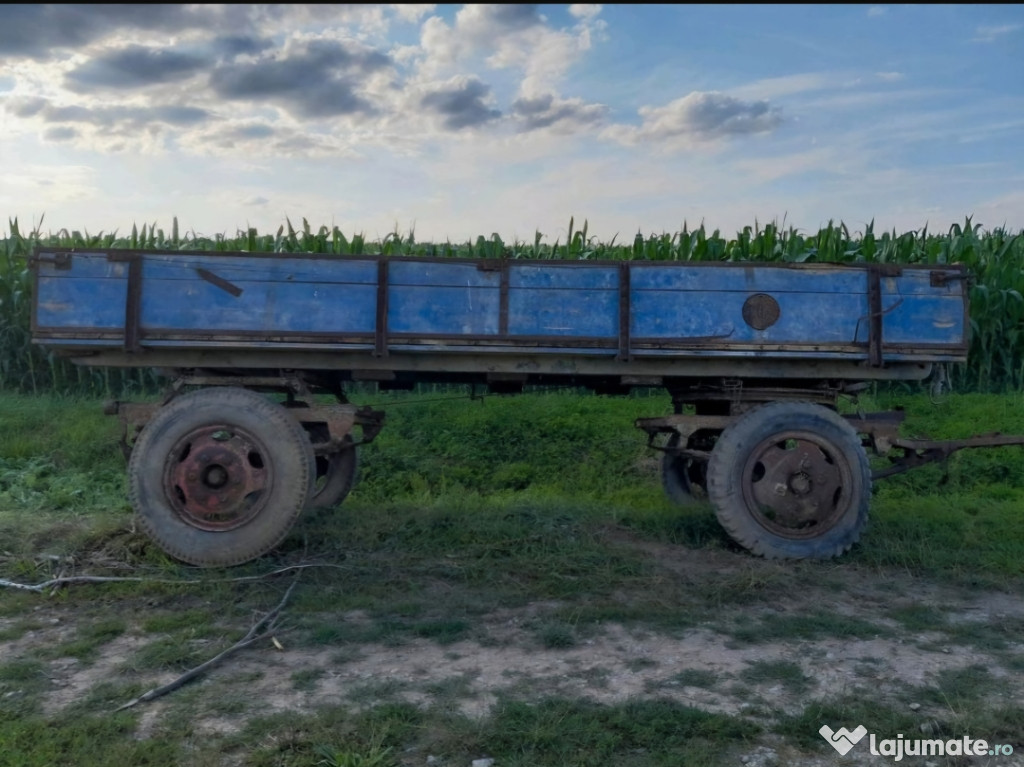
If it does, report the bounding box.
[307,433,359,510]
[661,433,709,506]
[705,401,871,560]
[128,387,313,567]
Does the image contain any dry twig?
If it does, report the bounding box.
[0,562,345,593]
[114,575,302,712]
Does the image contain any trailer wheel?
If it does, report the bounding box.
[306,428,359,510]
[128,387,313,567]
[706,401,870,559]
[661,432,711,505]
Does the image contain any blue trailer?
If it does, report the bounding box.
[32,247,1010,566]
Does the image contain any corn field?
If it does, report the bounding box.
[2,216,1022,395]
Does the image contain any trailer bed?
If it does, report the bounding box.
[32,249,967,385]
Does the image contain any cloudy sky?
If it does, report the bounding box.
[1,4,1021,244]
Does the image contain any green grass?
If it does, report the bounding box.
[913,665,1008,709]
[0,714,181,767]
[659,668,720,690]
[291,668,326,693]
[727,610,888,645]
[739,661,812,695]
[34,618,127,662]
[884,604,948,633]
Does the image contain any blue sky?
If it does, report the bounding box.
[0,4,1021,244]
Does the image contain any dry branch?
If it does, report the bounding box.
[0,562,345,593]
[114,575,301,712]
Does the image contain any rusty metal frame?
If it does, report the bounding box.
[195,267,244,297]
[636,414,734,461]
[58,347,938,382]
[29,328,970,361]
[28,245,972,274]
[617,262,631,362]
[867,266,884,367]
[291,402,385,455]
[638,405,1024,482]
[105,252,144,353]
[875,432,1024,479]
[374,259,389,358]
[499,259,510,336]
[106,397,385,460]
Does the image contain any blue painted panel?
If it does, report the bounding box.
[882,295,965,344]
[510,265,619,290]
[142,254,379,285]
[508,288,618,337]
[633,290,868,343]
[141,279,377,333]
[36,276,126,329]
[388,286,499,335]
[389,260,500,288]
[631,265,867,294]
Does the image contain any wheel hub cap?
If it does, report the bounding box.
[742,433,850,539]
[164,426,270,531]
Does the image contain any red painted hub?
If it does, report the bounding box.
[163,426,271,531]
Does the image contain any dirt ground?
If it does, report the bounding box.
[6,539,1024,767]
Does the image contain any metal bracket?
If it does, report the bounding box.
[32,251,72,269]
[196,268,243,297]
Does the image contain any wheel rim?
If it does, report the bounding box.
[163,425,273,532]
[740,430,853,540]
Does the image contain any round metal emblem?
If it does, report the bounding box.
[742,293,780,330]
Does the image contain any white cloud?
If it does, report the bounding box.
[867,6,887,17]
[728,72,841,101]
[569,5,603,21]
[389,4,436,24]
[242,195,269,206]
[875,71,904,82]
[411,3,605,98]
[605,91,783,148]
[972,23,1022,43]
